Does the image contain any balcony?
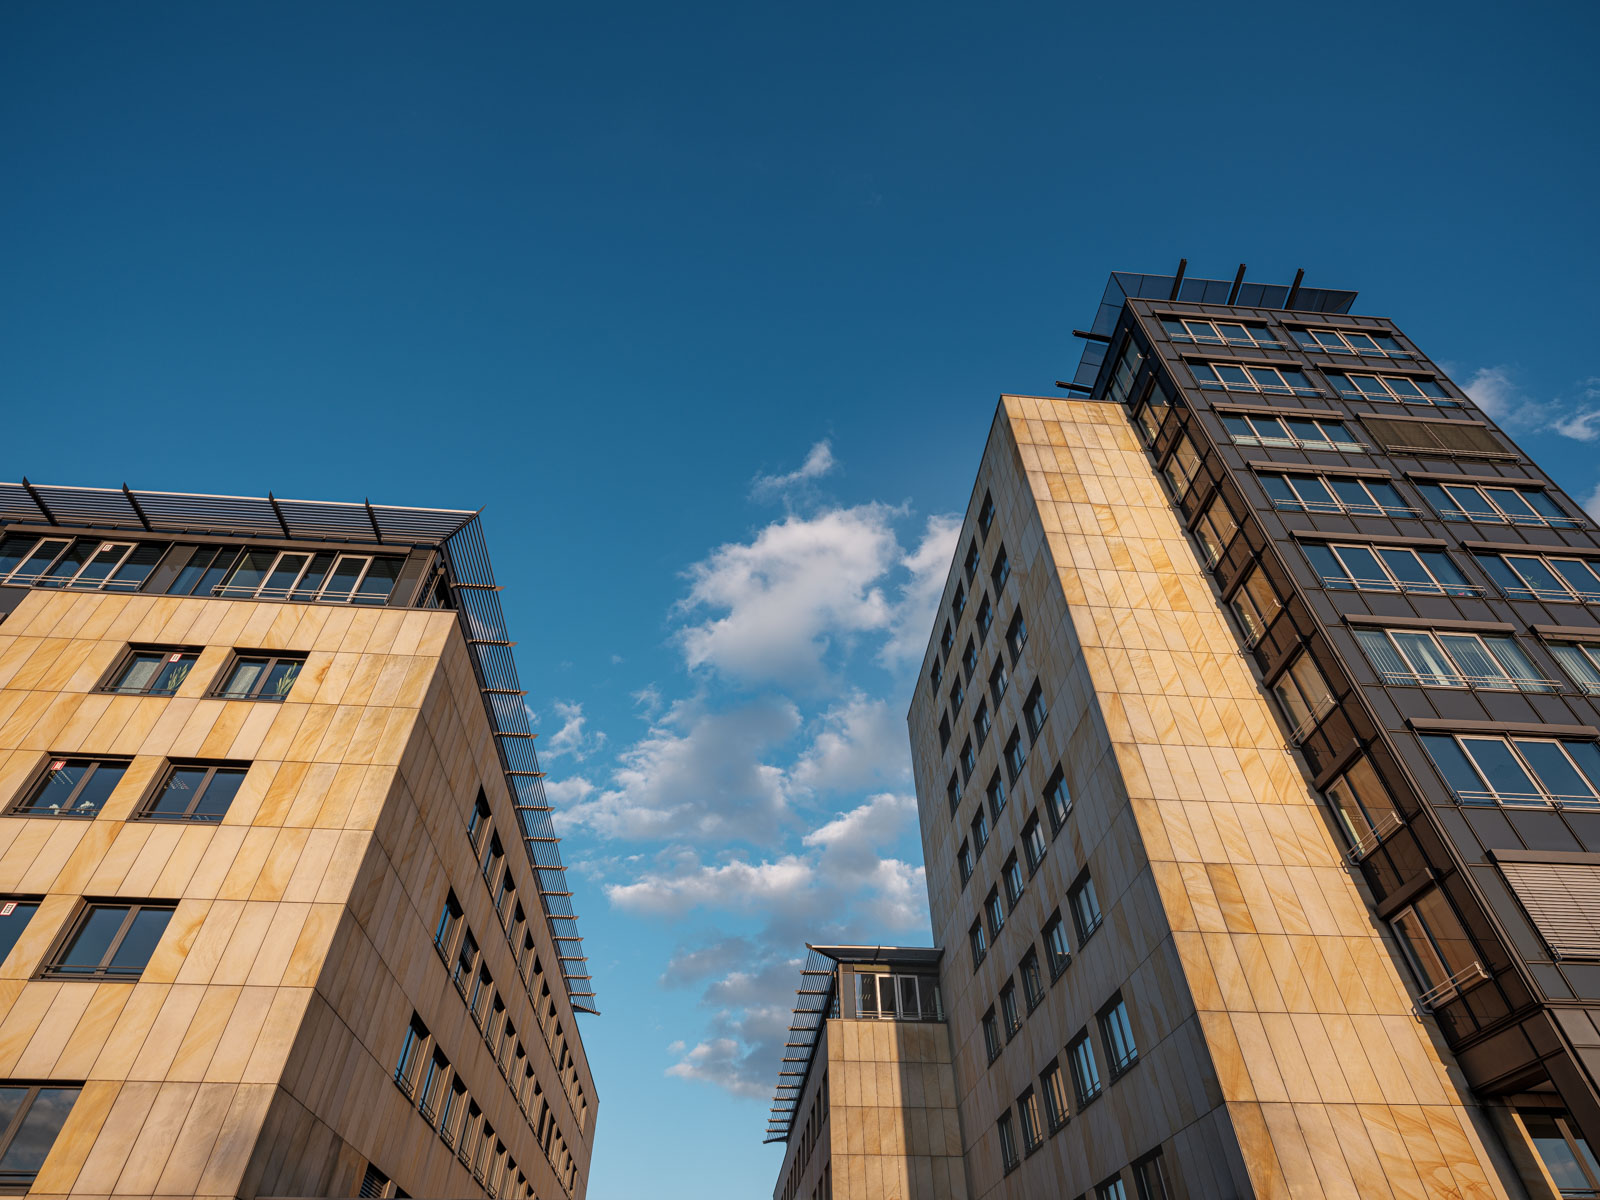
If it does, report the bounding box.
[1370,667,1561,694]
[1414,961,1488,1014]
[1345,810,1403,864]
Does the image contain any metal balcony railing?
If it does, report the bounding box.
[1371,668,1562,694]
[1454,789,1600,811]
[1273,499,1424,519]
[1414,962,1489,1014]
[1317,574,1484,598]
[1287,695,1337,745]
[1345,810,1404,864]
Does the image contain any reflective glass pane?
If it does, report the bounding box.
[1524,491,1571,522]
[57,907,128,971]
[1518,741,1598,801]
[1221,415,1254,439]
[1553,644,1600,691]
[1346,333,1380,352]
[1387,377,1424,398]
[1259,476,1298,507]
[1506,556,1566,596]
[262,660,302,698]
[195,548,239,598]
[0,1089,25,1147]
[1392,632,1456,683]
[322,557,366,600]
[1568,742,1600,794]
[108,908,172,974]
[113,653,164,693]
[1415,889,1478,977]
[1285,418,1324,442]
[221,659,267,698]
[1521,1112,1594,1190]
[13,539,69,583]
[1303,544,1348,585]
[1485,488,1538,519]
[1215,365,1250,387]
[1436,635,1504,683]
[1460,738,1541,799]
[0,1088,78,1174]
[71,543,130,587]
[0,904,38,966]
[1328,478,1374,510]
[292,552,335,599]
[219,549,276,596]
[38,541,96,586]
[1367,480,1406,510]
[148,767,210,818]
[148,654,193,695]
[262,554,309,598]
[1551,559,1600,601]
[193,769,246,820]
[1377,549,1437,590]
[69,762,124,815]
[1421,736,1491,798]
[1333,545,1387,588]
[1215,323,1249,342]
[107,543,166,590]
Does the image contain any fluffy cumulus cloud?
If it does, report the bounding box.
[790,692,910,793]
[750,440,837,499]
[676,504,902,687]
[541,700,606,760]
[554,696,800,842]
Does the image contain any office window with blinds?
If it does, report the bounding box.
[1498,860,1600,959]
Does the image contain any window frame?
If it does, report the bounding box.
[1044,767,1071,834]
[1421,732,1600,810]
[99,645,202,697]
[1043,911,1072,978]
[1099,995,1139,1078]
[1067,1029,1103,1107]
[1023,814,1047,874]
[1004,729,1026,783]
[1040,1059,1070,1133]
[1005,610,1028,662]
[1483,552,1600,604]
[39,900,176,981]
[0,1083,82,1193]
[1353,627,1554,693]
[1307,542,1479,597]
[137,760,250,823]
[1023,681,1049,739]
[1290,325,1409,358]
[1421,481,1579,529]
[211,651,307,701]
[1017,1086,1044,1154]
[8,755,130,820]
[1326,370,1452,405]
[1192,361,1318,397]
[999,980,1021,1039]
[1069,872,1103,944]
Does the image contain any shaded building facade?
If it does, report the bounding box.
[0,485,595,1200]
[894,269,1600,1197]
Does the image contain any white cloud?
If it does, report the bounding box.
[608,854,814,916]
[1461,365,1600,442]
[791,693,909,793]
[542,700,606,760]
[879,513,962,671]
[750,440,836,499]
[556,696,800,841]
[676,504,901,686]
[803,791,918,864]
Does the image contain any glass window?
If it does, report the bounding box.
[1421,482,1579,528]
[1100,997,1138,1075]
[929,656,943,692]
[940,622,954,658]
[997,1110,1020,1173]
[1306,543,1477,596]
[1551,642,1600,696]
[1192,494,1239,567]
[1023,816,1048,873]
[1391,889,1483,1003]
[964,541,980,581]
[1020,949,1044,1009]
[1422,734,1600,809]
[1162,436,1203,495]
[1324,757,1401,858]
[957,840,974,885]
[1354,628,1552,692]
[987,773,1007,822]
[974,701,991,749]
[105,647,198,696]
[36,540,138,590]
[960,739,976,783]
[12,757,128,818]
[0,901,40,967]
[1004,730,1026,782]
[1263,472,1412,517]
[981,1007,1001,1060]
[452,930,480,997]
[969,920,987,971]
[1000,981,1021,1037]
[990,658,1010,704]
[1134,376,1173,443]
[141,763,248,822]
[1006,611,1028,661]
[0,536,71,586]
[1270,652,1335,744]
[1003,854,1024,907]
[1024,681,1048,739]
[0,1085,81,1191]
[946,771,960,815]
[1105,337,1146,406]
[952,583,966,622]
[991,546,1011,592]
[433,892,464,958]
[1018,1087,1043,1154]
[1068,1032,1102,1105]
[1163,318,1279,349]
[1227,565,1282,647]
[1519,1109,1600,1197]
[1044,912,1071,977]
[45,902,175,979]
[1041,1060,1070,1132]
[986,887,1006,938]
[1192,362,1315,396]
[395,1014,432,1099]
[1070,873,1103,942]
[949,676,965,716]
[1484,553,1600,603]
[214,653,305,700]
[976,595,994,639]
[971,808,989,854]
[1222,412,1357,449]
[1044,768,1071,833]
[1291,326,1408,358]
[978,493,995,539]
[1134,1152,1172,1200]
[939,714,951,751]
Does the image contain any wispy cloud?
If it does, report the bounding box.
[1462,365,1600,441]
[750,439,836,499]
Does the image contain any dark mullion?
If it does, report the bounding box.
[184,766,220,820]
[0,1086,38,1164]
[93,907,140,973]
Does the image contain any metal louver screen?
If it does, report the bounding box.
[1499,861,1600,959]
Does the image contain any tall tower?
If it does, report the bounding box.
[907,268,1600,1198]
[0,486,595,1200]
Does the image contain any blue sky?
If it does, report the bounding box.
[3,2,1599,1196]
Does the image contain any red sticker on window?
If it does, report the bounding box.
[0,903,14,917]
[168,653,184,662]
[49,760,65,771]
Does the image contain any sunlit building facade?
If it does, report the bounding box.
[0,484,595,1200]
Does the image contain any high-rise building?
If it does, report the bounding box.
[902,266,1600,1198]
[0,485,595,1200]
